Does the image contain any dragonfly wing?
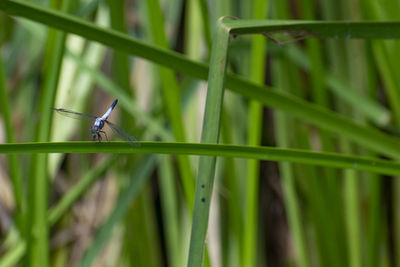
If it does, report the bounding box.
[105,120,140,147]
[51,108,98,121]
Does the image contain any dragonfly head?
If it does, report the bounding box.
[90,125,100,134]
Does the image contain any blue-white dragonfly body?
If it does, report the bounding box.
[52,99,139,146]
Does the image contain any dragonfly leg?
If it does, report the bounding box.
[100,131,109,141]
[97,133,102,142]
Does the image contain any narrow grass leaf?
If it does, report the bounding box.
[28,0,69,264]
[242,0,268,266]
[47,155,118,226]
[80,155,156,267]
[146,0,195,207]
[0,241,26,267]
[187,18,230,267]
[0,49,25,230]
[2,142,400,176]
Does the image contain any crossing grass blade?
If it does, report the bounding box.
[2,142,400,176]
[27,0,69,264]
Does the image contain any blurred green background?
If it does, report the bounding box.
[1,0,400,266]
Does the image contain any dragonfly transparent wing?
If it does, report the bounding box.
[51,108,98,121]
[105,120,140,147]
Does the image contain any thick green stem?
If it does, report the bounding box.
[187,17,231,267]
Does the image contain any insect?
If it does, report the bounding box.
[52,99,139,146]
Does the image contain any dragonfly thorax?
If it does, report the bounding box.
[91,118,105,134]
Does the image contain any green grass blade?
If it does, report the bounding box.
[0,241,26,267]
[105,0,131,98]
[2,142,400,176]
[0,49,25,230]
[185,0,204,60]
[226,74,400,159]
[361,4,400,264]
[364,43,383,267]
[125,186,163,267]
[187,18,230,267]
[79,155,156,267]
[300,4,347,265]
[0,0,209,81]
[276,124,309,267]
[197,0,212,50]
[146,0,195,207]
[158,156,183,267]
[47,155,118,226]
[272,22,310,264]
[242,0,268,266]
[28,0,68,264]
[326,74,389,125]
[105,0,136,155]
[220,108,242,267]
[4,156,119,265]
[225,19,400,38]
[345,169,362,267]
[285,45,390,125]
[372,41,400,124]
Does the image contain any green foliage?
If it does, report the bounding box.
[1,0,400,267]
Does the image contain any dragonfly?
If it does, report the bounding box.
[52,99,140,146]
